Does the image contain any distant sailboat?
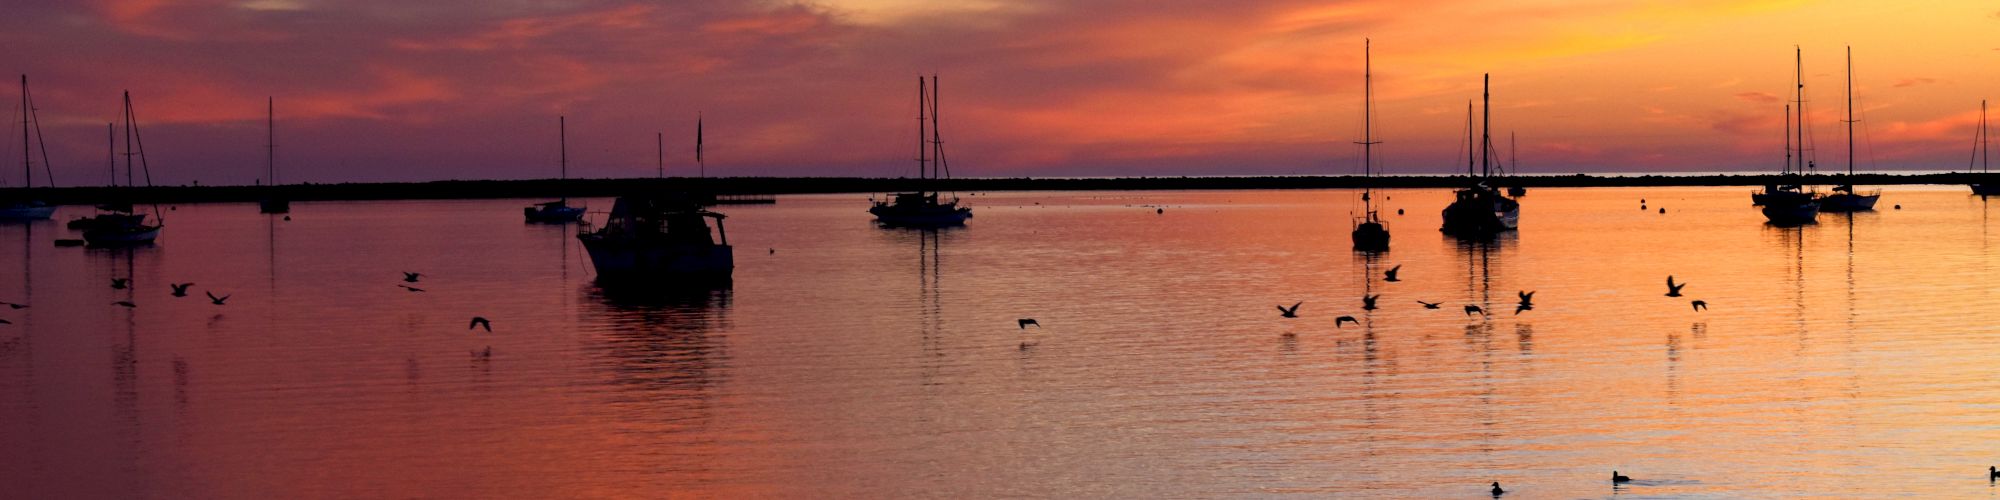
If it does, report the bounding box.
[523,115,585,223]
[1,75,56,221]
[1505,132,1527,197]
[1760,46,1821,226]
[1818,46,1881,212]
[258,97,290,214]
[1439,73,1520,238]
[1971,100,1997,196]
[80,91,164,246]
[870,75,972,227]
[1350,39,1389,252]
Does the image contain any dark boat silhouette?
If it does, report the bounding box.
[871,75,971,228]
[81,91,163,246]
[524,116,584,223]
[258,97,290,214]
[1440,74,1520,238]
[578,195,732,283]
[2,75,57,221]
[1760,47,1820,225]
[1350,39,1388,252]
[1818,47,1880,212]
[1971,100,1997,196]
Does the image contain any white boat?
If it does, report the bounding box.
[1819,47,1881,212]
[2,75,57,221]
[578,195,732,282]
[1440,74,1521,238]
[871,75,972,228]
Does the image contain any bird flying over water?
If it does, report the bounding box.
[1666,276,1687,297]
[1465,305,1486,317]
[111,278,130,289]
[397,284,425,292]
[205,291,229,305]
[0,319,11,325]
[1277,301,1302,318]
[0,301,25,309]
[469,316,492,332]
[1515,291,1535,315]
[1691,300,1707,312]
[1384,265,1402,282]
[402,272,423,283]
[113,301,137,308]
[171,283,194,297]
[1335,316,1358,328]
[1418,301,1442,309]
[1018,319,1040,329]
[1362,294,1380,311]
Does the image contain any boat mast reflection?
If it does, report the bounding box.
[583,273,734,432]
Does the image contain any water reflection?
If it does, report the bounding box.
[582,281,732,432]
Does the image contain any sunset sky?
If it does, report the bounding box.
[3,0,1998,185]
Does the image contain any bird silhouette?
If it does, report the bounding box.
[1691,300,1708,312]
[397,284,425,292]
[1666,276,1687,297]
[1277,301,1302,318]
[1384,265,1402,282]
[1418,301,1442,309]
[1362,294,1380,311]
[113,301,137,308]
[1018,319,1040,329]
[768,248,776,254]
[170,283,195,297]
[205,291,229,305]
[1335,316,1358,328]
[1156,208,1163,215]
[469,316,492,332]
[1515,291,1535,315]
[0,319,11,325]
[1612,471,1631,483]
[111,278,130,289]
[1990,465,1997,480]
[1465,305,1486,317]
[0,301,25,309]
[402,272,423,283]
[1491,482,1505,496]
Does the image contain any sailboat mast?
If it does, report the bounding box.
[696,113,704,178]
[1795,46,1805,174]
[1360,40,1377,189]
[916,77,928,182]
[558,115,567,203]
[1845,46,1853,177]
[123,91,133,188]
[657,132,664,178]
[268,97,276,185]
[20,75,28,188]
[1785,104,1792,174]
[931,74,946,181]
[1466,101,1474,177]
[1510,131,1517,173]
[1481,73,1490,178]
[106,122,113,187]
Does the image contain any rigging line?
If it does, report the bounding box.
[29,86,55,187]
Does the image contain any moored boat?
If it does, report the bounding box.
[1440,74,1521,238]
[1349,39,1389,252]
[1817,47,1881,212]
[2,75,57,221]
[1759,47,1821,225]
[524,115,584,223]
[578,195,732,283]
[871,75,971,228]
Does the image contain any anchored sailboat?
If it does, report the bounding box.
[524,115,585,223]
[1350,39,1389,252]
[1971,100,1997,196]
[258,97,290,214]
[1439,74,1520,238]
[1818,46,1881,212]
[1759,46,1821,226]
[871,75,971,227]
[79,91,164,246]
[1,75,56,221]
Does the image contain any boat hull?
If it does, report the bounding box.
[259,198,291,214]
[1761,201,1820,226]
[580,239,733,282]
[1817,192,1879,212]
[1440,191,1520,237]
[0,204,57,221]
[1973,184,2000,196]
[524,205,585,223]
[869,206,972,227]
[1351,222,1390,252]
[82,225,162,246]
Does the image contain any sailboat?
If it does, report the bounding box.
[79,91,163,246]
[258,97,290,214]
[1818,46,1881,212]
[1,75,57,221]
[1439,74,1520,238]
[1759,46,1821,226]
[871,75,972,227]
[1971,100,1997,195]
[1505,132,1527,197]
[1350,39,1389,252]
[524,115,585,223]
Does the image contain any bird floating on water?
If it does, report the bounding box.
[1491,482,1505,496]
[1018,319,1041,329]
[170,283,194,297]
[1691,300,1708,312]
[1335,316,1358,328]
[469,317,492,332]
[1384,265,1402,282]
[111,278,130,289]
[1612,471,1631,483]
[1989,465,1997,480]
[1417,301,1442,309]
[1362,294,1380,311]
[1665,276,1687,297]
[205,291,230,305]
[1277,301,1302,318]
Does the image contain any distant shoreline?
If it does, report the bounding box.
[1,173,1993,204]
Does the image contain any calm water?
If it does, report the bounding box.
[2,187,1999,498]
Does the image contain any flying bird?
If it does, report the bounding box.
[111,278,130,289]
[0,301,25,309]
[1612,471,1631,483]
[1417,301,1442,309]
[1018,319,1040,329]
[1666,276,1687,297]
[1691,300,1708,312]
[402,272,423,283]
[1515,291,1535,315]
[1277,301,1302,318]
[1362,294,1379,311]
[469,316,492,332]
[1335,316,1358,328]
[397,284,425,292]
[205,291,230,305]
[1464,305,1486,317]
[170,283,195,297]
[1384,265,1402,282]
[113,301,137,308]
[0,319,11,325]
